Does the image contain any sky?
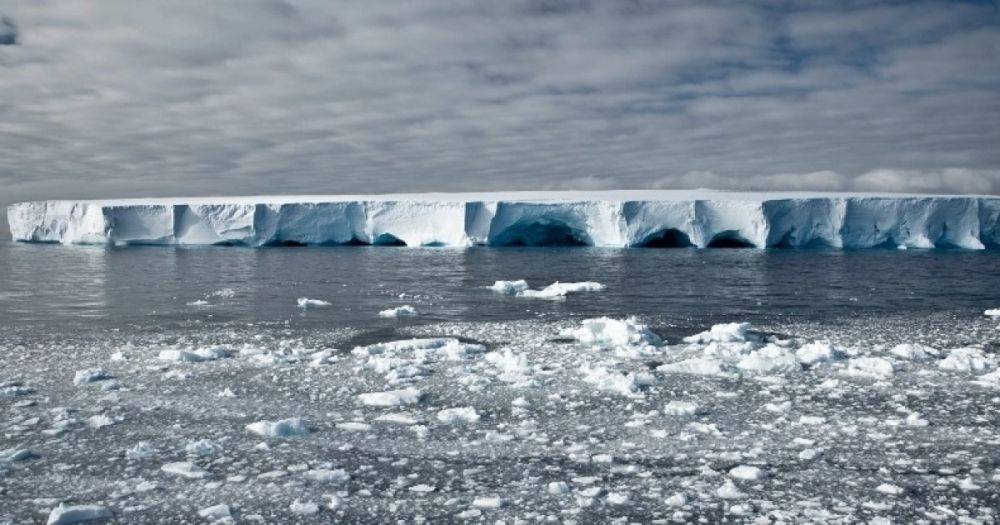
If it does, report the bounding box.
[1,0,999,234]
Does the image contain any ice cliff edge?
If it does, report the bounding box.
[7,191,1000,249]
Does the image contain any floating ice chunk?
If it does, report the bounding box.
[197,504,231,520]
[488,280,529,295]
[378,305,418,318]
[606,492,629,505]
[845,357,894,379]
[186,300,210,307]
[358,388,422,407]
[73,368,110,386]
[245,417,309,437]
[684,323,754,344]
[209,288,236,298]
[665,493,688,506]
[375,413,420,425]
[798,415,827,425]
[564,317,662,348]
[125,442,157,461]
[663,401,700,416]
[88,414,117,429]
[889,343,939,361]
[0,448,37,462]
[437,407,480,424]
[472,496,505,509]
[798,448,821,460]
[875,483,904,495]
[185,439,222,457]
[158,347,227,363]
[796,341,837,365]
[409,483,436,493]
[938,347,990,372]
[336,422,372,432]
[657,358,727,376]
[547,481,570,494]
[297,298,331,308]
[484,349,532,382]
[46,504,112,525]
[973,369,1000,388]
[303,468,350,484]
[161,461,209,479]
[736,344,799,373]
[984,309,1000,317]
[518,281,605,299]
[290,500,320,515]
[729,465,763,480]
[579,363,652,396]
[716,480,746,499]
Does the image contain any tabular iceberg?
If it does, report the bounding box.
[7,190,1000,249]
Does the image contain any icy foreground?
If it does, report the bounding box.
[2,313,1000,523]
[8,190,1000,248]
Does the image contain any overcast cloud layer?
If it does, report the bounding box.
[1,0,999,233]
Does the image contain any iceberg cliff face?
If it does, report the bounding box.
[7,191,999,249]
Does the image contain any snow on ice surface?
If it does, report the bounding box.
[10,190,1000,249]
[4,311,1000,523]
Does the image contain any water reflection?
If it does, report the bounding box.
[1,242,998,331]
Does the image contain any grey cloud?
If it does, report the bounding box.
[0,16,15,45]
[1,1,999,236]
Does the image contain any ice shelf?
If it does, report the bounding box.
[7,191,1000,249]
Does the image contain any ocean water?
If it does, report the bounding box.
[2,242,999,523]
[2,243,998,329]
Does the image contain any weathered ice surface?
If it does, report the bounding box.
[8,191,1000,248]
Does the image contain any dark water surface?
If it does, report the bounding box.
[1,242,997,330]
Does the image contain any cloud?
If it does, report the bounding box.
[0,16,15,45]
[1,1,999,235]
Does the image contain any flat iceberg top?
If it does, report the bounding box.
[8,191,1000,249]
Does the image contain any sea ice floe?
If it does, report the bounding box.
[662,401,700,416]
[563,317,662,349]
[716,480,747,499]
[245,417,309,437]
[938,347,991,372]
[729,465,764,480]
[290,500,320,515]
[0,448,37,462]
[125,442,157,461]
[488,280,529,295]
[73,368,110,386]
[489,280,605,299]
[736,344,799,374]
[795,341,837,365]
[579,363,653,396]
[297,298,331,308]
[197,504,231,520]
[158,347,227,363]
[889,343,939,361]
[302,468,350,484]
[683,322,755,344]
[358,388,422,407]
[657,358,728,377]
[984,308,1000,317]
[46,504,112,525]
[437,407,480,424]
[483,349,533,383]
[336,421,372,432]
[375,413,420,425]
[353,338,485,384]
[844,357,894,380]
[161,461,209,479]
[378,305,418,318]
[185,439,223,457]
